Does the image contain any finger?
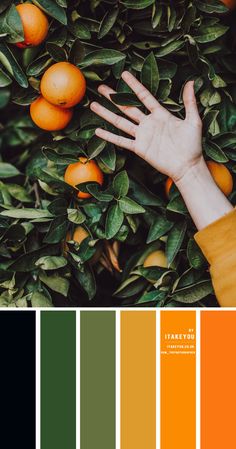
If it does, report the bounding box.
[98,84,144,124]
[121,71,160,112]
[183,81,201,126]
[90,102,137,137]
[95,128,135,151]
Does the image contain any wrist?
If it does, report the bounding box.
[175,156,233,230]
[175,156,211,193]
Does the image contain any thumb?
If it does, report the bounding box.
[183,80,201,126]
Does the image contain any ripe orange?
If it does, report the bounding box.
[40,62,86,108]
[64,157,104,199]
[165,177,173,197]
[220,0,236,9]
[206,161,233,196]
[16,4,49,48]
[30,96,73,131]
[72,226,89,243]
[143,250,168,268]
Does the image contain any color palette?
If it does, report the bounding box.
[3,309,236,448]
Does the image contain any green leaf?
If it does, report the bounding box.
[155,40,184,57]
[194,24,229,43]
[80,49,126,67]
[0,68,12,87]
[110,93,142,107]
[31,291,53,307]
[141,52,159,95]
[135,289,166,305]
[114,275,146,298]
[9,245,58,272]
[0,4,24,44]
[87,136,107,159]
[0,162,20,178]
[39,272,69,296]
[35,256,67,270]
[32,0,67,25]
[0,43,28,88]
[119,197,145,214]
[98,7,119,39]
[46,43,68,62]
[0,208,53,219]
[204,142,228,163]
[74,264,96,300]
[167,196,188,215]
[43,216,67,243]
[166,221,187,264]
[121,0,155,9]
[129,179,164,207]
[7,184,32,203]
[67,208,86,224]
[113,170,129,198]
[98,144,116,171]
[147,216,173,243]
[196,0,228,14]
[105,204,124,239]
[187,238,206,270]
[86,184,114,202]
[171,280,213,303]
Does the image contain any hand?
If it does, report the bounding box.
[90,71,203,183]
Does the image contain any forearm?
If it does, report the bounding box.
[175,156,233,231]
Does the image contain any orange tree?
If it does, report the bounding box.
[0,0,236,307]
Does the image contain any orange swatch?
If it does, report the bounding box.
[201,311,236,449]
[121,311,156,449]
[161,311,196,449]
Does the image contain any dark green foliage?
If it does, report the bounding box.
[0,0,235,307]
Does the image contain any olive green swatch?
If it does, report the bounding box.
[80,311,116,449]
[41,311,76,449]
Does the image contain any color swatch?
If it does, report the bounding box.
[161,311,196,449]
[0,311,35,449]
[80,311,116,449]
[201,311,236,449]
[41,311,76,449]
[121,311,156,449]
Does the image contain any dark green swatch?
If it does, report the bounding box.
[81,311,116,449]
[41,311,76,449]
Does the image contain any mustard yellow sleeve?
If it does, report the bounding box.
[194,209,236,307]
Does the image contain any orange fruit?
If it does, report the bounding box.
[72,226,89,243]
[64,157,104,199]
[16,4,49,48]
[40,62,86,108]
[143,250,168,268]
[63,226,89,252]
[206,161,233,196]
[165,177,173,197]
[220,0,236,9]
[30,96,73,131]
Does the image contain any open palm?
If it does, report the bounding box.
[90,71,203,183]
